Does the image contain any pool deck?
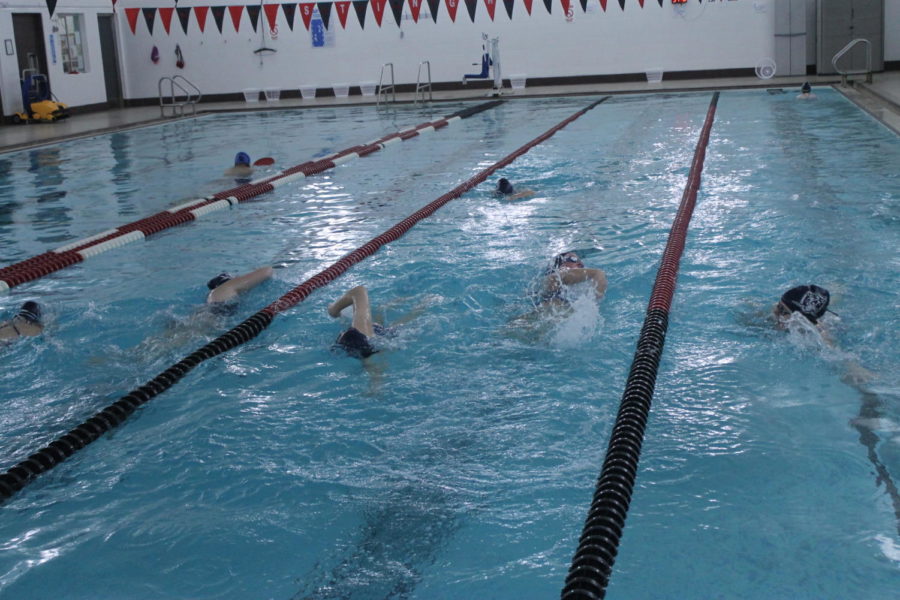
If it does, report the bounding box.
[1,72,898,154]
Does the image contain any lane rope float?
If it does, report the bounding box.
[561,92,720,600]
[0,97,611,504]
[0,101,504,294]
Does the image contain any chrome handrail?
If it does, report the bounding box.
[832,38,873,86]
[158,76,202,117]
[377,63,396,107]
[415,61,433,105]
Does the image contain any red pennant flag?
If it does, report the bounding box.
[264,3,279,29]
[522,0,532,15]
[299,4,315,29]
[335,1,351,27]
[194,6,209,32]
[158,7,174,34]
[598,0,606,11]
[638,0,644,6]
[228,5,243,31]
[559,0,569,17]
[125,7,140,34]
[445,0,459,22]
[408,0,422,22]
[483,0,496,20]
[371,0,387,25]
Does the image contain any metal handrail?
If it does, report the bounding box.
[415,61,433,105]
[377,63,395,107]
[158,76,202,117]
[832,38,873,86]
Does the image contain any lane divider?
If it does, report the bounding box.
[561,92,720,600]
[0,101,504,295]
[0,97,610,504]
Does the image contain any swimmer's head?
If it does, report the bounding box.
[207,273,232,290]
[333,328,377,359]
[17,301,41,324]
[497,178,514,195]
[553,252,584,270]
[801,82,811,94]
[778,285,830,324]
[234,152,251,167]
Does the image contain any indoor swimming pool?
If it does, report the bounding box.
[0,89,898,599]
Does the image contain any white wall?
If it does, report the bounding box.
[0,1,112,116]
[887,0,900,61]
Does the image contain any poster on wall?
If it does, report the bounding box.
[310,8,336,47]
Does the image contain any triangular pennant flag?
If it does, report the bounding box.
[408,0,423,23]
[246,5,261,31]
[388,0,403,26]
[483,0,496,20]
[142,8,156,35]
[502,0,513,18]
[158,7,174,34]
[638,0,644,7]
[617,0,624,9]
[228,5,243,31]
[177,7,191,34]
[559,0,569,17]
[463,0,476,21]
[211,6,226,33]
[352,0,368,28]
[125,7,140,34]
[541,0,551,14]
[318,3,332,28]
[427,0,440,22]
[658,0,663,6]
[280,3,296,30]
[264,4,279,30]
[371,0,387,26]
[522,0,532,14]
[578,0,587,10]
[46,0,58,18]
[195,6,209,32]
[445,0,459,21]
[598,0,606,11]
[335,1,351,27]
[299,3,315,30]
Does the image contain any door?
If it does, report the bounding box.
[97,14,123,107]
[12,14,48,78]
[817,0,884,75]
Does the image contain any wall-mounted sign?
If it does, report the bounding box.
[4,39,13,56]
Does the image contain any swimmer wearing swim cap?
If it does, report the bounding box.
[224,151,254,178]
[774,284,834,325]
[539,252,606,307]
[495,177,535,201]
[0,301,44,340]
[206,266,272,304]
[797,82,816,100]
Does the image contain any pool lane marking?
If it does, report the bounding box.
[0,96,610,504]
[0,100,503,295]
[561,92,721,600]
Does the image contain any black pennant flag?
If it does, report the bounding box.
[281,3,296,30]
[542,0,551,13]
[142,8,156,35]
[464,0,477,21]
[657,0,663,6]
[388,0,403,26]
[211,6,226,34]
[176,7,191,33]
[427,0,440,22]
[618,0,625,9]
[46,0,58,17]
[246,5,261,31]
[352,0,368,29]
[318,2,333,29]
[502,0,514,18]
[579,0,588,11]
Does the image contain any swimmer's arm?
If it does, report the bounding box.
[207,266,273,303]
[507,189,536,201]
[559,268,608,298]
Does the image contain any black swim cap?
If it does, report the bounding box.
[17,301,41,324]
[497,178,514,195]
[334,328,376,359]
[780,285,830,324]
[207,273,232,290]
[801,82,811,93]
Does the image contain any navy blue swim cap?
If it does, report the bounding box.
[207,273,232,290]
[334,328,377,359]
[234,152,251,166]
[801,82,811,94]
[497,178,514,195]
[17,301,41,324]
[780,285,830,324]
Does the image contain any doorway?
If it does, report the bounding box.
[97,14,123,108]
[12,13,49,78]
[817,0,884,75]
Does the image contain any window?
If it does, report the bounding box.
[58,14,87,73]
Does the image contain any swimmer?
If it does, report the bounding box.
[328,286,390,359]
[224,152,254,178]
[0,301,43,341]
[495,178,535,201]
[772,284,833,330]
[539,251,607,307]
[796,82,816,100]
[206,266,274,305]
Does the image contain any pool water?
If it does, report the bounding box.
[0,90,898,599]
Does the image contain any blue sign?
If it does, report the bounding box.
[311,17,324,47]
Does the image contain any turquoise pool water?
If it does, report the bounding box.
[0,91,898,599]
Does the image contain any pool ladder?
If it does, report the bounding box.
[415,61,433,105]
[158,76,201,117]
[377,63,396,107]
[832,38,873,87]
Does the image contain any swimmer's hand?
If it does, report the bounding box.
[841,362,876,386]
